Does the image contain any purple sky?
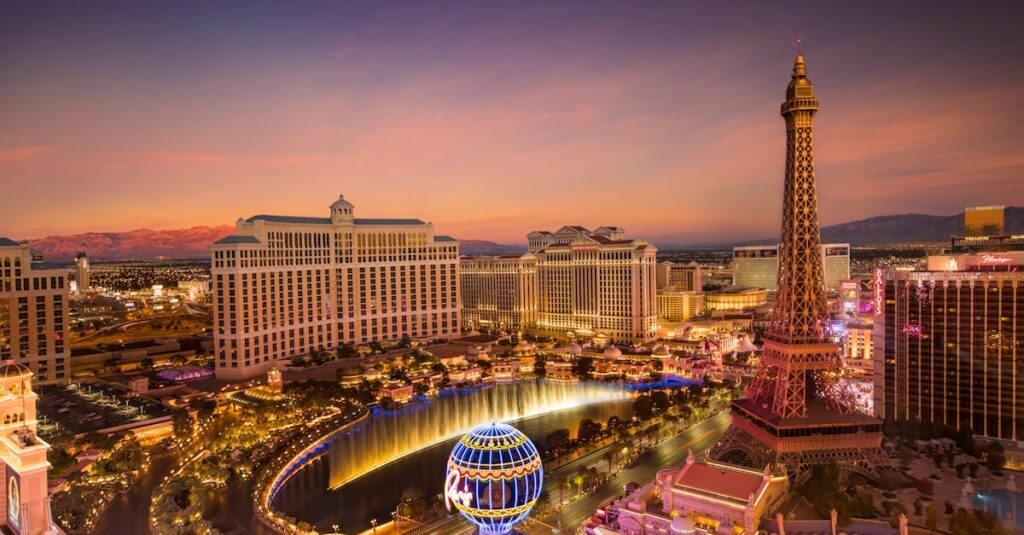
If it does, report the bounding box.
[2,1,1022,244]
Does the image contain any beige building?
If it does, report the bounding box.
[0,239,69,384]
[705,287,768,311]
[73,252,90,293]
[655,261,705,322]
[0,361,55,535]
[463,226,657,342]
[656,261,702,291]
[460,254,537,332]
[656,289,704,322]
[532,226,657,342]
[211,195,460,380]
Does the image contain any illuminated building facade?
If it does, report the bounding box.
[463,226,657,342]
[964,205,1005,237]
[460,254,537,332]
[532,227,657,342]
[843,321,873,376]
[732,243,850,292]
[211,195,460,380]
[656,261,703,292]
[73,253,89,293]
[656,261,705,323]
[705,287,767,312]
[873,250,1023,442]
[0,239,68,384]
[657,289,704,322]
[0,362,55,535]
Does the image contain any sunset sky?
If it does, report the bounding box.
[2,1,1023,245]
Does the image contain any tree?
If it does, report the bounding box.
[170,354,188,366]
[336,343,358,360]
[534,354,547,379]
[985,441,1006,473]
[368,340,385,354]
[577,419,602,444]
[172,408,193,442]
[398,335,413,349]
[633,395,654,420]
[546,428,571,455]
[602,449,618,474]
[572,471,585,496]
[189,398,217,422]
[572,357,594,381]
[850,490,875,518]
[140,357,155,370]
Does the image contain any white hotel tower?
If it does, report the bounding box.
[211,195,460,380]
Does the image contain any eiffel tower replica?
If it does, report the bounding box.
[711,49,889,484]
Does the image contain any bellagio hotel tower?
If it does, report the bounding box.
[211,195,460,380]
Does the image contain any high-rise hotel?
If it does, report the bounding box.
[0,239,69,384]
[211,195,460,380]
[732,243,850,292]
[462,226,657,342]
[874,209,1023,442]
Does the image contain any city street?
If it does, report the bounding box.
[391,412,731,535]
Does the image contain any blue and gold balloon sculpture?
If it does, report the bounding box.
[445,423,543,534]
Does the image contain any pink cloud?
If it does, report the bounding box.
[0,146,47,164]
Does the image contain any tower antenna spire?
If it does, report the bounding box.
[796,38,802,55]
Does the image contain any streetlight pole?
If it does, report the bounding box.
[371,518,378,534]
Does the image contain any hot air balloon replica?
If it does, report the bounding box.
[444,423,543,534]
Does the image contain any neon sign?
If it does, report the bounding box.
[872,268,884,317]
[979,255,1011,265]
[444,470,473,510]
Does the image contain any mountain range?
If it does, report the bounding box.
[664,206,1023,249]
[8,207,1021,261]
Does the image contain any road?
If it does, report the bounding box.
[399,412,731,535]
[548,412,730,532]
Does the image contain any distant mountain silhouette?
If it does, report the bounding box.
[19,226,236,262]
[12,206,1021,260]
[661,206,1024,249]
[12,227,526,262]
[459,239,527,256]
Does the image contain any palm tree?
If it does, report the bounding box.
[603,449,617,475]
[572,471,585,497]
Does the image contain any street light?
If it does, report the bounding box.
[370,518,378,534]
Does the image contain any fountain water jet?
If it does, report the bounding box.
[325,382,629,488]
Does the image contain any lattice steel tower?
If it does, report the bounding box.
[712,50,890,483]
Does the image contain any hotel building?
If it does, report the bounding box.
[656,261,703,292]
[460,254,537,332]
[73,253,89,293]
[732,243,850,292]
[0,239,69,384]
[211,195,460,380]
[461,226,657,342]
[656,290,705,322]
[873,246,1024,442]
[655,261,705,322]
